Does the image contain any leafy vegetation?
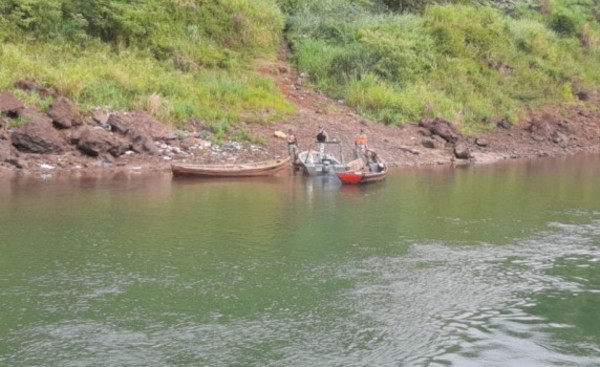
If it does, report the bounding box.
[283,0,600,128]
[0,0,294,129]
[0,0,598,133]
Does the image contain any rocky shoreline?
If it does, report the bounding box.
[0,83,278,178]
[1,73,599,180]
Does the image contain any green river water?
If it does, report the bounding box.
[1,154,599,367]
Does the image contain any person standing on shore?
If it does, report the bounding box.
[287,129,298,163]
[354,128,368,162]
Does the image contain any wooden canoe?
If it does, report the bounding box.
[171,157,290,177]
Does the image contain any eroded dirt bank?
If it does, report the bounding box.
[1,59,599,179]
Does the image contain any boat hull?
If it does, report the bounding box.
[171,157,290,177]
[336,156,388,184]
[297,150,345,176]
[337,168,387,184]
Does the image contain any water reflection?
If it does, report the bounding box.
[1,154,600,367]
[338,181,387,197]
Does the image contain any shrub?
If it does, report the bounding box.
[0,0,293,128]
[549,13,578,36]
[285,2,600,129]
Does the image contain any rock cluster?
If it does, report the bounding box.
[418,116,473,160]
[0,86,271,174]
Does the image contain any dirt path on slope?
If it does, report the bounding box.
[250,46,600,167]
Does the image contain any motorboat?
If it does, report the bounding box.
[336,151,387,184]
[296,141,346,176]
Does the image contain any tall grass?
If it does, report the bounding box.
[0,0,294,129]
[2,0,598,132]
[285,0,600,128]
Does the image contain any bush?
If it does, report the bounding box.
[549,13,579,36]
[285,2,600,129]
[0,0,293,128]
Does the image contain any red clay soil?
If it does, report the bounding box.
[250,48,600,168]
[0,48,599,178]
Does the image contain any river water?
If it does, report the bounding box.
[1,155,599,367]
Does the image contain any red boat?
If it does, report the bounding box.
[336,152,387,185]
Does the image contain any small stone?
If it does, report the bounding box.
[475,138,489,147]
[421,138,435,149]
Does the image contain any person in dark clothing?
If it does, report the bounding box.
[315,125,328,154]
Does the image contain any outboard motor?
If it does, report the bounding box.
[322,160,331,174]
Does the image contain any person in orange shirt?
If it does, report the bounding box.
[354,128,368,162]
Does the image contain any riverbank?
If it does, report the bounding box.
[1,59,599,179]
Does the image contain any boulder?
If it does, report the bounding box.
[68,126,87,145]
[48,97,82,129]
[496,119,512,130]
[107,112,133,134]
[421,138,435,149]
[105,111,162,154]
[432,134,448,147]
[136,111,170,140]
[418,117,432,130]
[11,107,65,153]
[14,80,57,98]
[475,137,490,147]
[5,157,28,169]
[0,92,24,114]
[417,127,432,137]
[420,117,461,143]
[430,117,461,144]
[77,126,130,157]
[91,109,109,125]
[128,129,159,155]
[453,142,472,160]
[108,111,169,139]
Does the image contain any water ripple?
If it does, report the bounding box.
[317,219,600,367]
[2,220,599,367]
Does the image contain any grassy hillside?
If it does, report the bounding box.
[283,0,600,130]
[0,0,294,130]
[1,0,598,133]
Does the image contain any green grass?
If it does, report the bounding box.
[285,0,600,129]
[0,0,294,132]
[0,42,295,129]
[1,0,598,135]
